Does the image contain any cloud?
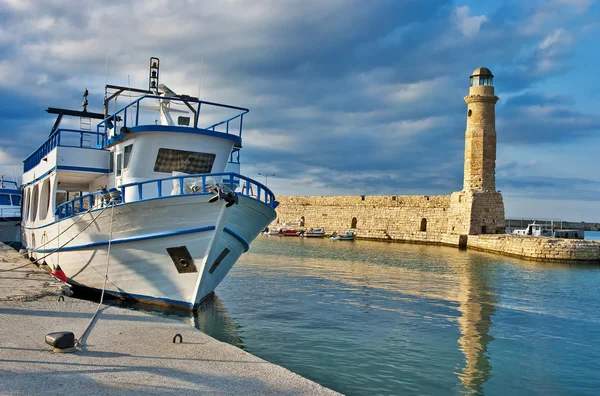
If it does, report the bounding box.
[454,6,488,37]
[0,0,598,221]
[498,91,600,144]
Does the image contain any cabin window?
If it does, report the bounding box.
[0,194,10,205]
[23,189,29,219]
[109,151,114,173]
[123,144,133,169]
[153,148,216,174]
[116,153,123,177]
[39,179,51,220]
[31,185,39,221]
[11,195,21,206]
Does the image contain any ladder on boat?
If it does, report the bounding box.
[79,116,92,148]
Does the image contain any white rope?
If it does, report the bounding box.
[77,202,116,347]
[25,205,110,265]
[25,203,103,254]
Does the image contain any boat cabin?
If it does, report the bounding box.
[22,59,248,228]
[0,178,21,220]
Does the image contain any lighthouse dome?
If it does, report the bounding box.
[470,67,493,87]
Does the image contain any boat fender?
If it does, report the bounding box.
[173,334,183,343]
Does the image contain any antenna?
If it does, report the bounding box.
[149,57,160,93]
[104,50,109,116]
[82,88,89,112]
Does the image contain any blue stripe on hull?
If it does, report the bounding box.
[223,227,250,252]
[30,225,216,253]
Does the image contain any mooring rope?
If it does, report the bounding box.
[24,203,104,254]
[19,205,110,267]
[76,202,116,347]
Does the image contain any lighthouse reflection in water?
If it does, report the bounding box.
[143,237,600,395]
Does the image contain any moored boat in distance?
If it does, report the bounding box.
[330,231,355,241]
[513,222,584,239]
[281,228,303,237]
[21,57,278,310]
[264,227,282,236]
[304,228,326,237]
[0,176,21,244]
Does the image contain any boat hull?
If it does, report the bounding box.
[0,218,21,244]
[24,194,275,310]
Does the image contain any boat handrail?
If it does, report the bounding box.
[23,128,106,173]
[55,172,277,220]
[97,95,249,141]
[0,180,19,189]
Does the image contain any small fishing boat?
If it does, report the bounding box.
[304,228,325,237]
[330,231,356,241]
[281,228,303,237]
[0,176,21,244]
[264,227,282,236]
[21,57,278,310]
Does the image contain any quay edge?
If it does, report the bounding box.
[0,243,340,396]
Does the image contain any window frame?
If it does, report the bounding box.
[123,144,133,169]
[153,148,216,174]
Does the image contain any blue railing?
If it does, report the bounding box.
[55,191,105,219]
[55,172,277,220]
[97,95,249,142]
[23,129,106,172]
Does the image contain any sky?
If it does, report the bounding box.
[0,0,599,221]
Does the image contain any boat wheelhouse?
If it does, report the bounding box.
[0,176,21,244]
[22,58,278,310]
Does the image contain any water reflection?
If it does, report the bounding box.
[455,256,495,395]
[106,237,600,395]
[112,294,245,349]
[193,294,245,348]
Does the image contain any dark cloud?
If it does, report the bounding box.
[0,0,598,216]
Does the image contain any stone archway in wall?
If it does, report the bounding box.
[420,218,427,232]
[300,216,305,227]
[351,217,358,229]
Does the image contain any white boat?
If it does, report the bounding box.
[264,227,282,236]
[0,176,21,244]
[330,231,355,241]
[304,228,326,237]
[513,222,584,239]
[21,58,278,310]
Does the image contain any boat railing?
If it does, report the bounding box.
[55,172,277,220]
[23,128,106,173]
[97,95,249,142]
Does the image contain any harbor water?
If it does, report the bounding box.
[136,236,600,395]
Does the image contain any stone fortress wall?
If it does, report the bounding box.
[270,67,600,262]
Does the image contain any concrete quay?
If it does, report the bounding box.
[0,243,339,395]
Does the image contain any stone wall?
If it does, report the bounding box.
[274,195,457,245]
[467,234,600,262]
